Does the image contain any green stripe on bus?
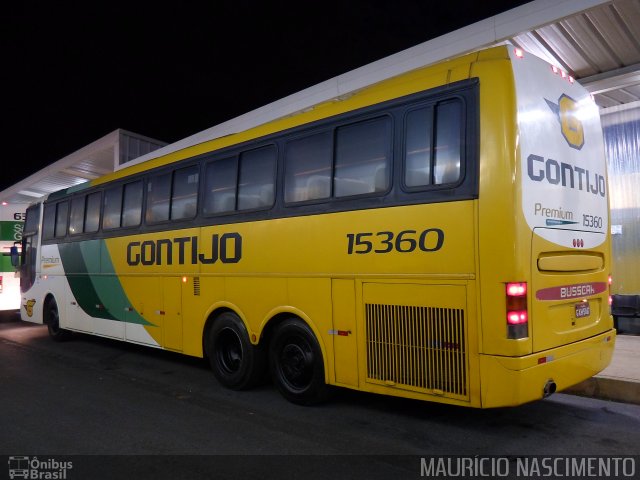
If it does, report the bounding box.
[58,240,154,326]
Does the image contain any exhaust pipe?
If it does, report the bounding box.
[543,379,557,398]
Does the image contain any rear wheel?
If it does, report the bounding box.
[44,297,71,341]
[207,311,266,390]
[269,318,330,405]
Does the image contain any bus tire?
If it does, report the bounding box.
[269,317,330,405]
[207,311,266,390]
[44,297,71,342]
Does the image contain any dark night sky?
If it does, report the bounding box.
[2,1,530,192]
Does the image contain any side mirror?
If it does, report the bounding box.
[10,245,19,268]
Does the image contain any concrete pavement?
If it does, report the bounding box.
[564,333,640,405]
[1,311,637,406]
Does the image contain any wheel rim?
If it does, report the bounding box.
[215,327,243,375]
[279,335,314,390]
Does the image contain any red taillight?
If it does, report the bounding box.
[506,282,528,339]
[506,282,527,297]
[608,274,613,308]
[514,47,524,58]
[507,311,528,325]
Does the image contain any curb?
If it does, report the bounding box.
[564,376,640,406]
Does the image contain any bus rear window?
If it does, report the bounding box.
[404,100,462,189]
[434,101,462,184]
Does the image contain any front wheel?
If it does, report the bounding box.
[269,318,330,405]
[44,297,71,341]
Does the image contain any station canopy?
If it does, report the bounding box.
[1,0,638,206]
[0,129,166,206]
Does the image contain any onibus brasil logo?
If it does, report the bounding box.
[8,456,72,479]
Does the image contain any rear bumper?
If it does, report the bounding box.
[479,329,616,408]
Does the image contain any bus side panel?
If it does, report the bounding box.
[332,279,358,387]
[471,54,531,357]
[358,281,471,403]
[181,276,225,357]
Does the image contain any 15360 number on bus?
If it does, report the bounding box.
[346,229,444,255]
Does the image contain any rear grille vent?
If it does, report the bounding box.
[193,277,201,296]
[365,303,467,398]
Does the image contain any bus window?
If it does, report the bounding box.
[103,186,122,230]
[171,165,199,220]
[122,181,143,227]
[434,100,462,184]
[146,173,171,223]
[238,146,276,210]
[334,117,391,197]
[404,101,462,188]
[405,106,433,187]
[84,192,101,233]
[23,204,40,236]
[69,196,85,235]
[42,204,55,240]
[203,157,238,215]
[54,202,69,238]
[284,132,332,203]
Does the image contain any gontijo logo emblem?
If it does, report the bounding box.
[545,94,585,150]
[24,299,36,317]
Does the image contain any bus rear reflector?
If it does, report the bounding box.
[506,282,528,339]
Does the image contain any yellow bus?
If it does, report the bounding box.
[18,45,615,407]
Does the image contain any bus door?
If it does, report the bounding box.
[20,204,41,296]
[331,279,358,387]
[162,276,183,351]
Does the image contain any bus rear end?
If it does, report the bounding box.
[478,46,615,407]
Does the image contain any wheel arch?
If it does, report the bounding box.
[42,292,57,325]
[201,302,246,359]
